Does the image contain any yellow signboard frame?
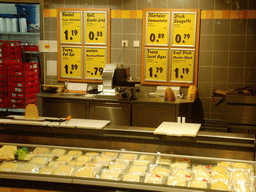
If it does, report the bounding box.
[84,47,107,80]
[171,12,197,47]
[145,11,170,46]
[170,48,195,83]
[84,11,107,45]
[59,11,82,45]
[57,8,111,83]
[141,8,200,87]
[144,48,168,82]
[60,46,83,79]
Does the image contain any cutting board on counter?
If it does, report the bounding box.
[49,118,110,129]
[154,122,201,137]
[0,118,50,126]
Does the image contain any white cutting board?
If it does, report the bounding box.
[154,122,201,137]
[49,118,110,129]
[0,118,50,126]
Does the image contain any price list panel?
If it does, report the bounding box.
[145,12,170,46]
[60,46,82,79]
[144,48,168,82]
[57,8,110,82]
[171,12,197,47]
[60,11,82,44]
[170,49,194,83]
[85,11,107,45]
[85,47,107,79]
[141,9,200,86]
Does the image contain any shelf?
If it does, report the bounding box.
[0,32,40,36]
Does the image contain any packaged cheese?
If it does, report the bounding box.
[108,163,127,174]
[51,149,66,156]
[171,162,188,170]
[194,170,211,182]
[38,166,56,175]
[76,155,91,163]
[211,181,229,191]
[85,163,103,173]
[233,183,252,192]
[150,166,171,177]
[102,152,118,160]
[52,165,74,176]
[100,169,121,180]
[48,161,66,167]
[1,145,17,153]
[218,161,232,170]
[133,160,150,166]
[144,173,164,184]
[95,156,111,166]
[29,157,49,165]
[232,163,253,171]
[68,161,84,167]
[156,156,172,166]
[56,155,73,163]
[212,172,229,181]
[139,155,155,163]
[33,147,51,154]
[25,104,39,119]
[211,166,228,175]
[232,171,251,183]
[129,165,147,176]
[23,153,37,161]
[189,180,207,189]
[122,173,141,182]
[74,167,96,178]
[172,169,191,178]
[119,153,137,161]
[0,161,19,172]
[86,152,100,158]
[0,148,15,161]
[67,150,82,157]
[167,175,187,187]
[16,163,40,173]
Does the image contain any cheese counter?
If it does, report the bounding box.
[37,93,195,127]
[0,118,255,191]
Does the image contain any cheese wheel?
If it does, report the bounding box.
[25,104,39,119]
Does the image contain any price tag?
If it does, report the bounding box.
[60,11,82,44]
[60,46,82,79]
[85,47,107,79]
[171,12,197,47]
[170,49,195,83]
[144,48,168,82]
[85,11,107,45]
[146,12,170,46]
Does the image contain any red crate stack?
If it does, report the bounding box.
[8,62,39,109]
[0,41,40,110]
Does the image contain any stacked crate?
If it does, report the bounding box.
[0,41,39,110]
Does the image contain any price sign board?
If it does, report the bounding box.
[85,11,107,45]
[60,11,82,44]
[145,12,170,46]
[60,46,82,79]
[171,12,197,47]
[85,47,107,79]
[144,48,168,82]
[170,49,195,83]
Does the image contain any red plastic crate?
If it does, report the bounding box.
[9,85,39,93]
[9,90,39,99]
[9,68,39,76]
[25,62,38,70]
[0,43,22,53]
[8,75,39,83]
[23,45,38,52]
[0,103,7,108]
[0,80,7,87]
[0,87,8,92]
[8,103,25,109]
[9,79,39,88]
[0,91,7,97]
[0,97,7,103]
[1,52,22,60]
[8,97,37,104]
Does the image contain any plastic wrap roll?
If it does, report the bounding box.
[19,18,27,32]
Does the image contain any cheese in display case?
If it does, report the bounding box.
[0,143,255,192]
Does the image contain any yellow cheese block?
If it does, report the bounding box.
[25,104,39,119]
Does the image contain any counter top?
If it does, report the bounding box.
[37,93,194,105]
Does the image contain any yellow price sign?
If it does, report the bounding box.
[60,11,82,44]
[85,47,107,79]
[60,46,82,79]
[146,12,170,46]
[145,48,168,82]
[171,12,197,47]
[85,11,107,45]
[170,49,195,83]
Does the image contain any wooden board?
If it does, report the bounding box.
[154,122,201,137]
